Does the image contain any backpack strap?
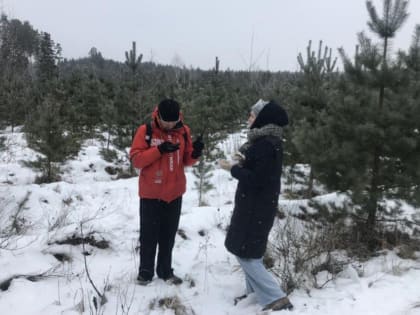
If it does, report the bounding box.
[183,128,188,144]
[144,123,188,148]
[145,123,152,147]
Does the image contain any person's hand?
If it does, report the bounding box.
[218,159,232,171]
[158,141,180,154]
[192,135,204,158]
[232,152,245,165]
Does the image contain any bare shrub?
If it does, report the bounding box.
[149,295,195,315]
[269,215,350,293]
[47,205,72,232]
[80,223,108,310]
[114,283,136,315]
[99,147,118,163]
[0,190,32,249]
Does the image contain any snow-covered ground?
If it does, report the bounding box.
[1,130,420,315]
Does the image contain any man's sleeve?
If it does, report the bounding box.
[130,125,162,169]
[183,125,198,166]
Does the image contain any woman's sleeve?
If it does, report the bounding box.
[231,140,277,188]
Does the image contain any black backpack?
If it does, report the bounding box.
[144,122,188,147]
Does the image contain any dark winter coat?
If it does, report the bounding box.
[225,101,287,259]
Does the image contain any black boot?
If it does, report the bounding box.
[136,274,152,286]
[234,294,248,306]
[262,296,293,311]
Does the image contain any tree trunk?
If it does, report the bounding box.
[306,167,314,199]
[367,149,380,230]
[364,35,389,248]
[198,159,205,207]
[106,128,110,151]
[47,159,52,183]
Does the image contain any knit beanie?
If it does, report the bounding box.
[158,99,180,122]
[250,100,288,129]
[251,99,269,117]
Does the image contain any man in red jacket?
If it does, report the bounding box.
[130,99,204,285]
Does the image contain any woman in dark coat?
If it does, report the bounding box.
[219,100,293,312]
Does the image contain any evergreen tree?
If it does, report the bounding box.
[79,74,107,134]
[111,41,146,150]
[25,31,81,182]
[99,79,118,156]
[402,25,420,76]
[89,46,105,69]
[25,93,80,183]
[36,32,59,84]
[0,15,38,72]
[125,41,142,74]
[184,65,242,206]
[125,41,144,132]
[399,25,420,204]
[59,70,87,133]
[292,40,337,198]
[0,15,38,128]
[315,0,418,246]
[0,73,31,130]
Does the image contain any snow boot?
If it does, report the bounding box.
[136,275,152,286]
[164,274,183,285]
[234,294,248,305]
[262,296,293,311]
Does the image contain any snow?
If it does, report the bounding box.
[1,129,420,315]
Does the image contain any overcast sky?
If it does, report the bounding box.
[2,0,420,71]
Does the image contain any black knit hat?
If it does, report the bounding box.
[158,99,180,122]
[251,100,288,129]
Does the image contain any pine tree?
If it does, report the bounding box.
[59,70,87,134]
[36,32,59,84]
[125,41,142,75]
[316,0,418,246]
[399,25,420,204]
[0,73,31,130]
[110,42,146,151]
[292,40,337,198]
[0,15,38,72]
[79,74,107,135]
[89,46,105,69]
[25,93,80,183]
[99,79,118,157]
[0,15,38,128]
[25,31,80,182]
[185,62,241,206]
[125,41,144,132]
[402,25,420,76]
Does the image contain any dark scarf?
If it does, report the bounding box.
[239,124,283,154]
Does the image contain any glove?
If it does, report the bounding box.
[218,159,232,171]
[191,135,204,159]
[158,141,180,154]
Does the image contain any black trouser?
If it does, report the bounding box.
[138,197,182,281]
